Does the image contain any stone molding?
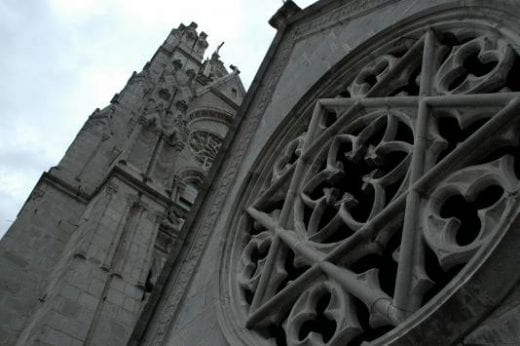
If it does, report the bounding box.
[291,0,399,43]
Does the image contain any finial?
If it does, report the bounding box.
[229,64,240,74]
[211,42,225,60]
[269,0,301,29]
[215,42,225,55]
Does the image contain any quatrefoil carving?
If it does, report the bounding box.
[349,55,398,97]
[286,281,361,346]
[436,35,515,94]
[424,155,519,270]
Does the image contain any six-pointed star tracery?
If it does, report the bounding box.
[235,28,520,345]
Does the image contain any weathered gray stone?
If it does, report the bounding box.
[4,1,520,345]
[132,1,520,345]
[0,19,244,345]
[60,300,81,318]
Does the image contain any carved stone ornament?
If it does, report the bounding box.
[188,130,223,169]
[219,16,520,346]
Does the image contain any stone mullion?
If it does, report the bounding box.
[246,207,278,233]
[245,163,298,233]
[276,228,325,263]
[392,98,430,318]
[247,101,328,316]
[414,95,520,191]
[277,101,327,227]
[319,96,418,108]
[365,36,424,98]
[319,261,401,326]
[247,100,338,314]
[391,30,436,316]
[418,30,435,97]
[245,265,324,328]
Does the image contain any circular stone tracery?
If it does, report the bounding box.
[220,17,520,346]
[188,130,223,169]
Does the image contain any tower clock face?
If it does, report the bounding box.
[219,8,520,346]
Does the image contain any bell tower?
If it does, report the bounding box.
[0,22,245,345]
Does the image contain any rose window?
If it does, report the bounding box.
[220,23,520,346]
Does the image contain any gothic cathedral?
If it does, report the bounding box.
[2,1,520,345]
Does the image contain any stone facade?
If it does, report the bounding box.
[0,21,244,345]
[131,1,520,345]
[3,1,520,345]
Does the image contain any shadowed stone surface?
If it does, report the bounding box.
[3,1,520,345]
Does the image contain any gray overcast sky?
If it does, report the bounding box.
[0,0,316,238]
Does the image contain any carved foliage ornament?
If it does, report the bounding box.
[220,22,520,346]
